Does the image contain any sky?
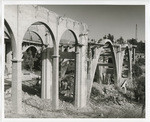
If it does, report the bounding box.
[42,5,145,42]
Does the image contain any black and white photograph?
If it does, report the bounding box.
[1,0,149,121]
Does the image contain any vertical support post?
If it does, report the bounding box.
[45,47,52,99]
[129,48,133,83]
[116,45,122,87]
[80,44,88,107]
[87,46,92,80]
[75,47,81,107]
[132,47,136,64]
[11,59,23,114]
[52,55,59,110]
[41,47,46,99]
[11,5,23,114]
[41,46,52,99]
[87,48,92,101]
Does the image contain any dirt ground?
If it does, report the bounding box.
[4,73,145,118]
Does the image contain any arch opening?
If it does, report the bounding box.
[21,22,55,97]
[59,29,78,104]
[94,42,117,85]
[90,40,118,102]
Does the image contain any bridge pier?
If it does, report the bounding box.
[80,42,88,107]
[41,46,52,99]
[41,32,53,100]
[132,47,136,64]
[11,58,23,114]
[128,47,133,82]
[74,35,88,108]
[52,54,59,110]
[75,47,81,107]
[116,45,122,87]
[41,47,46,99]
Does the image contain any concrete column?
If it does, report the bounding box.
[52,55,59,110]
[45,47,52,99]
[116,46,122,87]
[41,48,46,99]
[132,48,136,64]
[41,47,52,99]
[75,48,81,107]
[129,48,133,82]
[87,57,92,101]
[11,59,23,114]
[80,43,88,107]
[87,48,92,80]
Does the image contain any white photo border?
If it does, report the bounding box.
[1,0,150,122]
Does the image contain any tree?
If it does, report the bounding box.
[107,33,114,43]
[116,37,125,44]
[137,41,145,53]
[22,49,40,72]
[98,39,102,43]
[132,63,143,78]
[103,35,107,39]
[134,76,145,102]
[127,38,137,45]
[136,58,145,66]
[128,39,145,53]
[34,52,42,70]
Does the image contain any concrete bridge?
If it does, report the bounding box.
[4,5,136,114]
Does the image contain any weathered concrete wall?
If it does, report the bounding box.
[5,5,89,113]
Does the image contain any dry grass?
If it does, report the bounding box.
[5,80,145,118]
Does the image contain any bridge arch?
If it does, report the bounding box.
[58,29,78,45]
[30,31,44,45]
[22,21,56,51]
[4,19,16,58]
[22,45,40,54]
[99,39,118,85]
[58,29,79,105]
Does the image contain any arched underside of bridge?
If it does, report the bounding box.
[87,39,118,98]
[58,29,87,107]
[4,5,88,113]
[93,41,118,85]
[86,39,135,99]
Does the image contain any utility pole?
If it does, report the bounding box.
[135,24,138,41]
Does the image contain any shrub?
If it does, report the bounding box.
[132,64,143,78]
[136,58,145,66]
[133,76,145,103]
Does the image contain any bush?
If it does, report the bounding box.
[22,50,41,71]
[132,64,143,78]
[136,58,145,66]
[91,87,101,97]
[133,76,145,103]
